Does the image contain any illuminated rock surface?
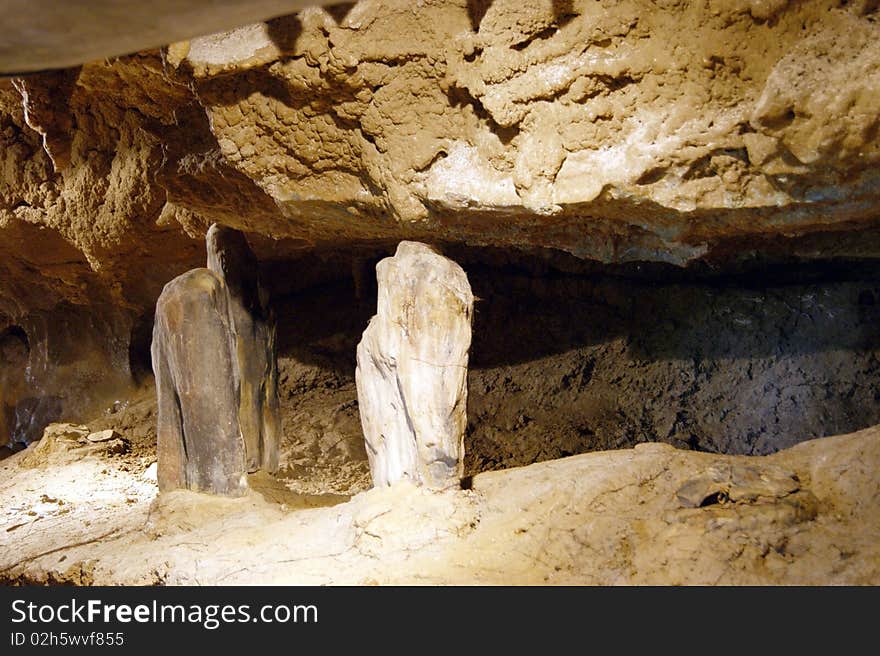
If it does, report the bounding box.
[356,242,473,489]
[0,427,877,584]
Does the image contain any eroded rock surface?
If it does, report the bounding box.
[207,224,280,474]
[1,424,877,585]
[2,1,880,334]
[1,2,880,427]
[152,269,246,495]
[356,242,473,489]
[19,423,127,469]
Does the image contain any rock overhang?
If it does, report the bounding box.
[0,0,879,323]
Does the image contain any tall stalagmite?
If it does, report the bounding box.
[356,241,474,490]
[152,225,279,495]
[207,224,280,474]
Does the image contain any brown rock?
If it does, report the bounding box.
[152,268,246,496]
[87,429,120,443]
[1,2,880,335]
[206,224,279,474]
[152,225,280,496]
[0,327,28,446]
[19,422,127,468]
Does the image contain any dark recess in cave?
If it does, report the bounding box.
[0,325,29,457]
[128,311,155,383]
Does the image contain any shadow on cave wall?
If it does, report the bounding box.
[262,245,880,475]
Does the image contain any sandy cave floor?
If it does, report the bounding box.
[0,391,878,585]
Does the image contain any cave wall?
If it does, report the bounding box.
[266,249,880,475]
[1,0,880,448]
[2,1,880,323]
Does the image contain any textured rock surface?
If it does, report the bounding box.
[1,424,877,585]
[19,422,127,469]
[152,224,281,495]
[2,1,880,333]
[1,308,135,446]
[356,242,473,488]
[152,269,247,496]
[206,224,280,474]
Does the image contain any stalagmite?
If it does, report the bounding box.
[356,241,474,490]
[207,224,280,474]
[152,269,245,495]
[152,225,280,496]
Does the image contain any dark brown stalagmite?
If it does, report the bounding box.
[152,225,280,496]
[206,224,280,474]
[152,268,245,495]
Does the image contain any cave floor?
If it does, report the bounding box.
[1,420,878,585]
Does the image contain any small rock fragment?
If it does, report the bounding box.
[87,429,119,442]
[676,463,801,508]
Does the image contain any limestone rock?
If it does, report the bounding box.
[152,225,280,496]
[2,426,878,585]
[152,268,246,496]
[87,429,120,443]
[675,463,802,508]
[3,2,880,334]
[207,224,279,474]
[19,422,127,468]
[356,241,473,489]
[751,10,880,169]
[353,482,478,557]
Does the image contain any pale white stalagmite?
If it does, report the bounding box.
[356,241,474,489]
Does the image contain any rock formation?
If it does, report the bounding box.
[19,422,127,469]
[207,224,280,474]
[2,1,880,334]
[4,425,879,585]
[356,241,473,489]
[153,268,247,495]
[152,226,279,496]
